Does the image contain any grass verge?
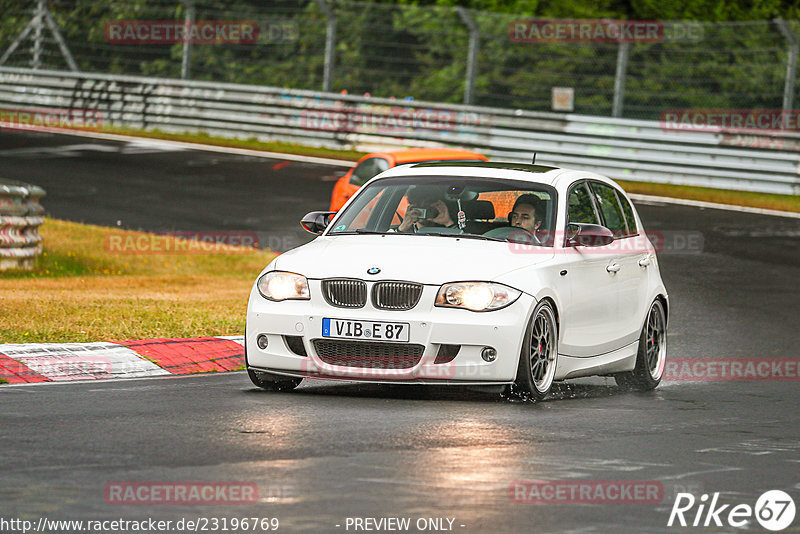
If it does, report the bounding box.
[617,180,800,213]
[102,126,367,161]
[0,218,276,343]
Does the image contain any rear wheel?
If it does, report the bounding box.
[510,300,558,401]
[247,368,302,391]
[614,299,667,391]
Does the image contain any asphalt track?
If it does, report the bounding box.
[2,129,800,533]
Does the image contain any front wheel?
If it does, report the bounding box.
[510,300,559,401]
[244,335,302,391]
[614,299,667,391]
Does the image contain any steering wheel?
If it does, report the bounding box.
[483,226,540,244]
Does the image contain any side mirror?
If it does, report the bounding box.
[567,223,614,247]
[301,211,335,235]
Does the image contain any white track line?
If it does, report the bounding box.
[629,193,800,219]
[0,123,356,167]
[5,123,799,218]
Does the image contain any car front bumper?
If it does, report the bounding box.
[245,282,534,384]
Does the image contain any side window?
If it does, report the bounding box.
[617,191,638,235]
[350,158,389,186]
[567,182,600,225]
[590,182,627,237]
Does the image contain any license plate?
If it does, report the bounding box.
[322,318,409,342]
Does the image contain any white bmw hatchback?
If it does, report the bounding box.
[245,162,668,400]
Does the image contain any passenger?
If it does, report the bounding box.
[397,186,458,233]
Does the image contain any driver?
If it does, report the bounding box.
[397,186,457,233]
[509,194,546,243]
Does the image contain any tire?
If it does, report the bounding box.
[614,299,667,391]
[510,300,558,401]
[247,368,302,391]
[244,337,302,391]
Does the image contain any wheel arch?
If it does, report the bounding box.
[655,293,669,326]
[517,294,561,356]
[540,295,560,330]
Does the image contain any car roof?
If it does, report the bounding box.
[377,161,625,192]
[366,148,488,164]
[379,160,564,185]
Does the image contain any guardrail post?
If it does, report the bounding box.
[612,41,629,118]
[0,0,78,71]
[314,0,336,92]
[181,0,195,79]
[774,18,798,126]
[31,0,45,69]
[455,7,479,106]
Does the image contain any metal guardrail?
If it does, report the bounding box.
[1,67,799,195]
[0,179,45,271]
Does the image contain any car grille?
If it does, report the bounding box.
[372,281,423,311]
[312,339,424,369]
[322,279,367,308]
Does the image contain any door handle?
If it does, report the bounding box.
[606,263,621,273]
[638,256,651,267]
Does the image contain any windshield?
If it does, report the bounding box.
[327,176,557,246]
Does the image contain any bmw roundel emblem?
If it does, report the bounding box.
[367,267,381,275]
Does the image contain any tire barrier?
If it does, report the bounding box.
[0,179,45,271]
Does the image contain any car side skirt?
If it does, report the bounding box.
[555,341,638,380]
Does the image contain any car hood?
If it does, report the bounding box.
[273,234,552,285]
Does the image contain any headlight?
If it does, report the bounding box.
[435,282,521,312]
[257,271,310,301]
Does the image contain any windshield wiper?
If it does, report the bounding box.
[432,233,506,242]
[354,229,387,235]
[329,229,386,235]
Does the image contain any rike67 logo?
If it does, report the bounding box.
[668,490,796,531]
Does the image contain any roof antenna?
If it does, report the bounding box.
[531,153,536,164]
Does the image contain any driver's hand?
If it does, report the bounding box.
[399,208,422,232]
[508,227,538,245]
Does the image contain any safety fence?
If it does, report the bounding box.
[0,178,46,271]
[2,1,800,120]
[1,67,799,196]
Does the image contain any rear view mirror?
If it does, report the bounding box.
[301,211,335,235]
[567,223,614,247]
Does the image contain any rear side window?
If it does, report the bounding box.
[590,182,628,237]
[617,191,638,235]
[350,158,390,186]
[567,182,600,225]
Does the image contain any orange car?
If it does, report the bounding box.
[329,148,488,211]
